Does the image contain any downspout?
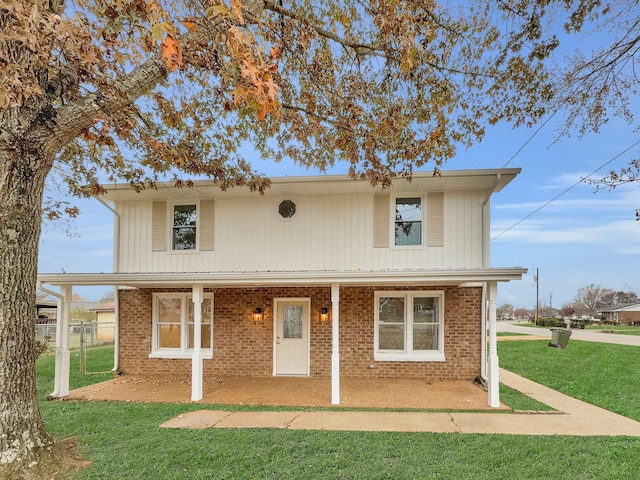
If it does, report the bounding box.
[96,197,121,374]
[481,283,487,381]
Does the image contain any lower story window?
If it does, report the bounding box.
[151,292,213,359]
[375,290,445,361]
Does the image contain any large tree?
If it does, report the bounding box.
[571,283,639,316]
[550,1,640,218]
[0,0,616,475]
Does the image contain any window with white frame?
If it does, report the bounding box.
[172,204,197,250]
[150,293,214,359]
[374,291,444,361]
[394,197,422,246]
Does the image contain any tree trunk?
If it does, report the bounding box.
[0,146,54,477]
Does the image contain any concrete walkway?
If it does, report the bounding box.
[497,322,640,346]
[161,368,640,436]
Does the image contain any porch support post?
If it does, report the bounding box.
[331,283,340,405]
[53,285,72,398]
[191,284,204,402]
[487,281,500,408]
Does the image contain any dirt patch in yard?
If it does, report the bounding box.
[497,335,548,341]
[65,374,506,411]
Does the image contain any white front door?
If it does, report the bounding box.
[274,299,310,376]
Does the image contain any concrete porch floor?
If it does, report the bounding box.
[66,374,504,411]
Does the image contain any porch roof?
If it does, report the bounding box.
[38,267,526,289]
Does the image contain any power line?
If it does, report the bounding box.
[492,138,640,240]
[502,110,559,168]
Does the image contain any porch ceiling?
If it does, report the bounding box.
[38,267,527,289]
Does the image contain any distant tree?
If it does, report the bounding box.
[70,306,95,323]
[573,284,615,316]
[497,303,514,320]
[35,291,53,303]
[98,292,115,304]
[600,290,640,307]
[560,303,577,317]
[513,308,530,319]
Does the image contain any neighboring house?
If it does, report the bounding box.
[599,303,640,325]
[35,300,58,322]
[90,302,117,341]
[39,169,526,407]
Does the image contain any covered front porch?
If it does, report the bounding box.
[38,268,526,409]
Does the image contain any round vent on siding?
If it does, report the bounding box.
[278,199,296,219]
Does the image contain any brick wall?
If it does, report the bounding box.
[620,310,640,325]
[118,285,483,381]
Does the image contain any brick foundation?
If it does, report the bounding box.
[118,285,483,381]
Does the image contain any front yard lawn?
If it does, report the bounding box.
[37,342,640,479]
[498,340,640,421]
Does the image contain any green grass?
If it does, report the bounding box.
[37,343,640,479]
[499,384,554,412]
[585,325,640,336]
[498,340,640,421]
[496,331,529,336]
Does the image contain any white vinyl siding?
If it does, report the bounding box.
[151,201,167,252]
[373,194,390,248]
[117,190,485,273]
[199,199,215,251]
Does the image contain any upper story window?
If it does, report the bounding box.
[152,199,215,253]
[172,204,197,250]
[394,197,422,246]
[374,290,445,362]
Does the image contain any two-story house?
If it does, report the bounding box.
[39,168,526,407]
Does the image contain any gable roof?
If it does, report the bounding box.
[600,302,640,313]
[90,302,116,312]
[98,169,521,202]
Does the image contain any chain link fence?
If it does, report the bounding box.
[35,321,116,375]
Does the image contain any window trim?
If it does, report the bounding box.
[391,194,424,248]
[374,290,445,362]
[149,292,214,359]
[274,197,298,221]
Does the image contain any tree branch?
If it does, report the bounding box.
[262,0,385,56]
[34,12,238,158]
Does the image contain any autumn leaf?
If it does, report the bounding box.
[181,18,198,32]
[206,4,230,19]
[151,22,167,42]
[269,45,281,60]
[161,35,182,71]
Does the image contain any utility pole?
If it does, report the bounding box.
[535,268,539,325]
